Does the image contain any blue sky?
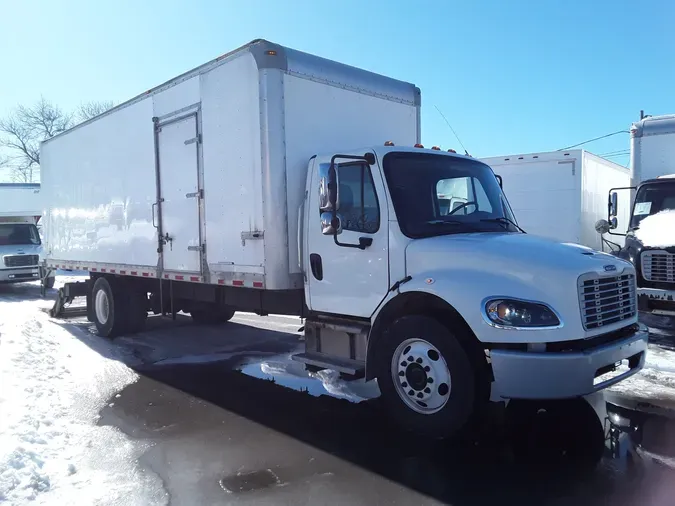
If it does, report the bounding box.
[1,0,674,169]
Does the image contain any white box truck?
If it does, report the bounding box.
[0,183,55,287]
[481,150,632,252]
[41,39,648,438]
[596,114,675,316]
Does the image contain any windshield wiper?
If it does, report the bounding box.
[426,220,482,232]
[480,217,526,233]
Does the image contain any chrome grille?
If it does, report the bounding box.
[578,273,636,330]
[641,250,675,283]
[3,255,39,268]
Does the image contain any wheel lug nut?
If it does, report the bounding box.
[408,389,414,396]
[427,377,434,384]
[407,356,414,362]
[402,382,408,388]
[398,371,404,377]
[400,361,407,367]
[416,392,423,398]
[424,388,431,394]
[416,357,422,363]
[424,366,430,372]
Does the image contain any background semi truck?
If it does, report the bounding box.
[480,150,631,251]
[42,39,648,438]
[596,113,675,317]
[0,183,55,288]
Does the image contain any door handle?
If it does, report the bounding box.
[309,253,323,280]
[151,202,158,228]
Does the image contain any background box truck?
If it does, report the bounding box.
[42,39,648,439]
[597,114,675,317]
[481,150,632,252]
[0,183,54,287]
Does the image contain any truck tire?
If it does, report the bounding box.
[91,277,126,338]
[124,286,148,334]
[191,306,235,324]
[374,315,477,439]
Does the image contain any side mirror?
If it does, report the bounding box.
[609,192,618,218]
[321,212,343,235]
[495,174,503,189]
[318,163,340,212]
[595,219,610,235]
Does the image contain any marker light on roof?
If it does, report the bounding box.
[414,144,425,148]
[384,141,395,146]
[448,149,457,153]
[431,146,441,150]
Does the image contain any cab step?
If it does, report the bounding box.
[292,352,365,378]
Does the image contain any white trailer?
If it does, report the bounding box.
[42,40,647,439]
[481,150,631,251]
[0,183,54,287]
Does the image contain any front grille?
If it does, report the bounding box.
[641,250,675,283]
[3,255,39,268]
[578,273,636,330]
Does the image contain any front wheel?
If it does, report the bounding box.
[91,277,126,338]
[374,315,479,439]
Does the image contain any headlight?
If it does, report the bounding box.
[484,298,561,328]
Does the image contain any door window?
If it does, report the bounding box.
[337,163,380,233]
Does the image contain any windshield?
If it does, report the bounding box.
[0,223,41,246]
[630,181,675,229]
[382,152,519,238]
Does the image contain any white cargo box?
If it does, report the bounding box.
[41,39,421,290]
[0,183,42,222]
[481,150,631,251]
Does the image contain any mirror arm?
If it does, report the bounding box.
[334,234,372,250]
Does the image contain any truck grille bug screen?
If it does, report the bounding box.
[3,255,39,268]
[578,273,636,330]
[641,250,675,283]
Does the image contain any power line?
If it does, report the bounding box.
[557,130,629,151]
[599,149,630,156]
[434,105,469,155]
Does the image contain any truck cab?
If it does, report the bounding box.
[0,183,54,288]
[300,144,648,437]
[598,176,675,316]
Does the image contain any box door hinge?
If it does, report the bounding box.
[185,189,204,199]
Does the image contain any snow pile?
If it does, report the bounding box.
[608,344,675,410]
[0,293,167,505]
[636,209,675,247]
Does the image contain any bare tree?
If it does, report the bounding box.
[77,100,115,122]
[0,98,113,182]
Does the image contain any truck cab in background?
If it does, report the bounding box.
[596,114,675,318]
[0,183,55,288]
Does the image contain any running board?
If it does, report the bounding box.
[292,352,365,378]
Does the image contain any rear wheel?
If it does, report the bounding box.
[191,305,235,324]
[91,277,126,338]
[374,315,481,439]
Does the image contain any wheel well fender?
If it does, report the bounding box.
[366,291,484,381]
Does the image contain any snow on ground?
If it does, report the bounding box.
[0,279,167,505]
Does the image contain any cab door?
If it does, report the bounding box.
[305,154,390,318]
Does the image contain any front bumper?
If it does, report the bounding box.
[0,267,41,283]
[490,324,648,400]
[638,288,675,316]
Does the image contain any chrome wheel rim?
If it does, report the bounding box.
[391,338,452,414]
[94,289,110,325]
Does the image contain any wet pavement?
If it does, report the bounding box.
[61,313,675,505]
[5,277,675,505]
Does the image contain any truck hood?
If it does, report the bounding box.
[0,243,43,265]
[405,232,629,280]
[403,232,635,342]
